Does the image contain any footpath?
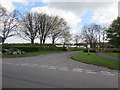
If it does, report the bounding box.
[96,53,119,61]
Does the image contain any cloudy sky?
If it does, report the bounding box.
[0,0,119,43]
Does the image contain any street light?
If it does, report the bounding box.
[87,44,90,55]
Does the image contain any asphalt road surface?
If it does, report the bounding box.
[96,53,119,61]
[2,51,119,88]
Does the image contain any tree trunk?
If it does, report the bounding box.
[31,39,34,44]
[90,42,93,48]
[2,38,6,45]
[52,37,55,46]
[40,38,42,45]
[43,39,45,45]
[52,40,55,45]
[99,35,101,48]
[43,35,47,46]
[102,34,105,49]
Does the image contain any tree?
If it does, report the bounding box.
[49,16,69,45]
[61,28,71,47]
[19,12,39,44]
[81,24,106,48]
[101,24,108,48]
[37,13,53,45]
[19,12,70,45]
[0,10,20,44]
[82,24,98,48]
[37,14,70,46]
[93,24,103,48]
[73,34,81,47]
[0,5,7,17]
[106,17,120,48]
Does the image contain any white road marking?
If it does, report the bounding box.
[102,73,115,76]
[15,64,20,66]
[38,65,49,68]
[3,62,118,76]
[48,66,58,70]
[86,69,97,74]
[101,71,115,76]
[29,64,38,67]
[86,71,97,74]
[59,67,68,71]
[72,68,83,72]
[101,71,111,73]
[20,63,30,66]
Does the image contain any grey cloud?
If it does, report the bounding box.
[48,2,112,15]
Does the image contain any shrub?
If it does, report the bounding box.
[2,46,40,52]
[2,46,64,52]
[69,47,87,51]
[84,49,96,52]
[2,48,25,55]
[105,48,120,52]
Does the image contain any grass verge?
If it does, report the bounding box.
[104,52,119,58]
[72,52,120,70]
[2,50,64,58]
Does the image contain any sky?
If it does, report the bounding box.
[0,0,119,43]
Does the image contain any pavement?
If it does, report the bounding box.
[2,51,119,88]
[96,53,119,61]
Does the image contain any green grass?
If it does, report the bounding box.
[104,52,119,58]
[72,52,119,70]
[2,50,64,58]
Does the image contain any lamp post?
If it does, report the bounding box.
[87,44,90,55]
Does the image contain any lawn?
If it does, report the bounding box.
[72,52,119,70]
[2,50,64,58]
[104,52,119,58]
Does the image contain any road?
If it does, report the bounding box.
[2,51,119,88]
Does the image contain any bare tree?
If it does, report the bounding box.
[61,28,71,47]
[82,24,98,48]
[101,24,109,48]
[93,24,107,48]
[49,16,69,45]
[37,14,69,46]
[73,34,81,47]
[36,13,52,45]
[18,12,39,44]
[0,10,20,44]
[0,5,7,17]
[19,12,70,45]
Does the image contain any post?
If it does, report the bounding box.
[87,44,90,55]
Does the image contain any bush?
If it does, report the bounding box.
[84,49,96,52]
[69,47,87,51]
[105,48,120,52]
[2,46,64,52]
[2,48,25,55]
[39,46,63,51]
[2,46,40,52]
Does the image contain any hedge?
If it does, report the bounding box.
[69,47,87,51]
[83,49,96,52]
[2,46,88,52]
[2,46,64,52]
